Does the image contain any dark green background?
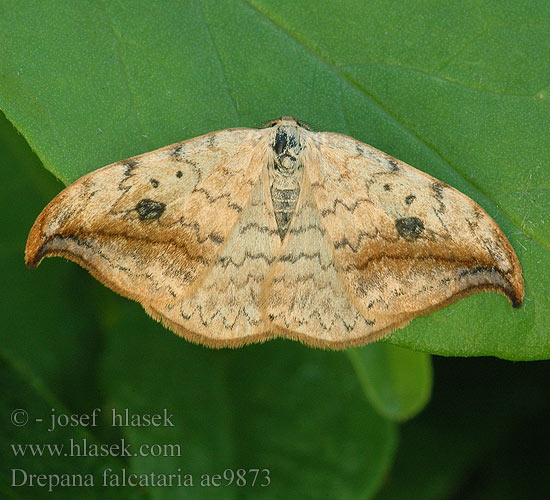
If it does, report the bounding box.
[1,1,548,498]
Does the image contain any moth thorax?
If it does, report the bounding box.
[271,125,305,175]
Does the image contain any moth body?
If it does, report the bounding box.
[268,120,307,240]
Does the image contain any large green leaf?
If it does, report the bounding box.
[0,0,546,359]
[0,112,107,412]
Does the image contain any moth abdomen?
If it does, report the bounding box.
[271,186,301,240]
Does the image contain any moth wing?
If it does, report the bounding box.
[306,132,524,341]
[263,172,377,347]
[145,165,281,347]
[26,128,266,310]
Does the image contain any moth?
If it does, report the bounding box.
[26,117,524,348]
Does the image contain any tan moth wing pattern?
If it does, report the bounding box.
[145,165,281,345]
[26,117,524,349]
[26,127,265,310]
[305,132,524,344]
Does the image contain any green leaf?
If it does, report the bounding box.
[101,301,397,500]
[0,353,129,500]
[0,115,107,411]
[1,0,546,360]
[348,345,432,421]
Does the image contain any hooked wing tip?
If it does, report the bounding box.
[25,208,55,270]
[25,227,46,269]
[509,279,524,308]
[504,262,525,309]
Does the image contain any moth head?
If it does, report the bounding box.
[268,119,308,175]
[263,116,311,130]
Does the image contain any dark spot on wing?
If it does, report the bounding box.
[122,160,139,177]
[123,159,138,169]
[176,170,183,178]
[388,159,399,172]
[171,145,183,160]
[432,182,444,199]
[150,179,159,188]
[431,182,447,214]
[405,194,416,205]
[383,184,391,191]
[395,217,424,239]
[136,199,166,220]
